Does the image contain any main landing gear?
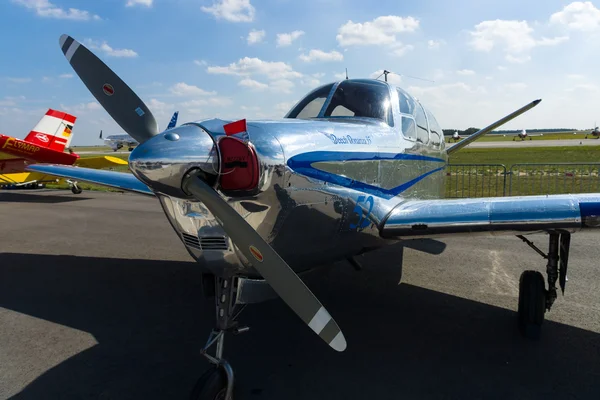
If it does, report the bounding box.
[191,276,248,400]
[66,180,83,194]
[516,232,570,339]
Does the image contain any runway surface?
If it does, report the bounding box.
[1,189,600,399]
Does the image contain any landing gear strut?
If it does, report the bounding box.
[191,276,248,400]
[516,233,570,339]
[66,180,83,194]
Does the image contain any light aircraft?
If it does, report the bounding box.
[449,130,464,142]
[28,35,600,399]
[0,108,126,193]
[100,110,179,151]
[513,128,543,141]
[585,124,600,139]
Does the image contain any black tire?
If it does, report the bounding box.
[518,270,546,340]
[71,184,83,195]
[190,367,229,400]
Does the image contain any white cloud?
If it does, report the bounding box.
[301,78,321,87]
[6,77,32,83]
[276,30,305,47]
[391,43,414,57]
[238,78,269,90]
[333,72,347,80]
[59,74,73,79]
[408,82,487,105]
[270,79,294,93]
[456,69,476,75]
[180,97,233,107]
[567,73,585,79]
[247,29,265,45]
[0,100,16,106]
[506,54,531,64]
[427,39,445,49]
[299,49,343,62]
[60,101,102,113]
[337,15,419,47]
[550,1,600,31]
[469,19,568,63]
[504,82,528,90]
[85,40,138,58]
[126,0,153,6]
[201,0,254,22]
[169,82,217,96]
[207,57,302,80]
[497,66,507,71]
[369,70,402,85]
[194,60,208,66]
[566,83,599,92]
[275,102,294,113]
[12,0,101,20]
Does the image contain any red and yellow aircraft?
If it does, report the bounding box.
[0,108,127,193]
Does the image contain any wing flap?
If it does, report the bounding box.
[25,164,154,196]
[381,194,600,238]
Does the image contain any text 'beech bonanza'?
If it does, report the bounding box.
[26,34,600,399]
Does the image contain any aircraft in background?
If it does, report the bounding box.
[100,111,179,151]
[513,128,544,141]
[29,35,600,398]
[0,108,127,193]
[449,130,465,142]
[585,124,600,139]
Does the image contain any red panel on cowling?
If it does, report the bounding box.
[218,136,259,191]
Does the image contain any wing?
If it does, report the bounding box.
[25,164,154,196]
[380,194,600,238]
[75,155,128,169]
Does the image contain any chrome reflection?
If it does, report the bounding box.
[129,123,219,198]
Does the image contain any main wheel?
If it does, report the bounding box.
[71,184,83,195]
[518,270,546,340]
[190,367,229,400]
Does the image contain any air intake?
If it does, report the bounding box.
[200,236,229,251]
[181,232,201,250]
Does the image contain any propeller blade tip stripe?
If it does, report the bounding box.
[308,306,331,334]
[329,332,347,352]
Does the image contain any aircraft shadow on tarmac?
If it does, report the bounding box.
[1,251,599,400]
[0,191,92,204]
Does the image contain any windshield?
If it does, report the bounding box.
[323,80,393,126]
[286,83,334,119]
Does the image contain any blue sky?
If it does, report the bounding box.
[1,0,600,145]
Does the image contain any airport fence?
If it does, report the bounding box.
[445,163,600,198]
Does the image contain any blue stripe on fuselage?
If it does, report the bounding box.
[287,151,445,199]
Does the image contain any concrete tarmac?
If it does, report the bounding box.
[1,190,600,399]
[464,138,600,148]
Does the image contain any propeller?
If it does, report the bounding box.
[183,171,347,352]
[59,34,347,352]
[59,34,158,144]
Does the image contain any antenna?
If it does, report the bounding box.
[383,70,390,82]
[375,69,435,84]
[345,68,348,80]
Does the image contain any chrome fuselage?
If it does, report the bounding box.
[129,80,448,278]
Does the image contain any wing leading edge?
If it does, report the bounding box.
[25,164,154,196]
[380,194,600,238]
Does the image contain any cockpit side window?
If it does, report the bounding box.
[425,108,442,147]
[415,102,429,144]
[286,83,334,119]
[323,80,393,126]
[426,110,444,146]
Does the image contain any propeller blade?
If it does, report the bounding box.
[59,34,158,144]
[183,173,347,352]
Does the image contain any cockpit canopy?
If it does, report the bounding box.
[285,79,393,126]
[285,78,444,148]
